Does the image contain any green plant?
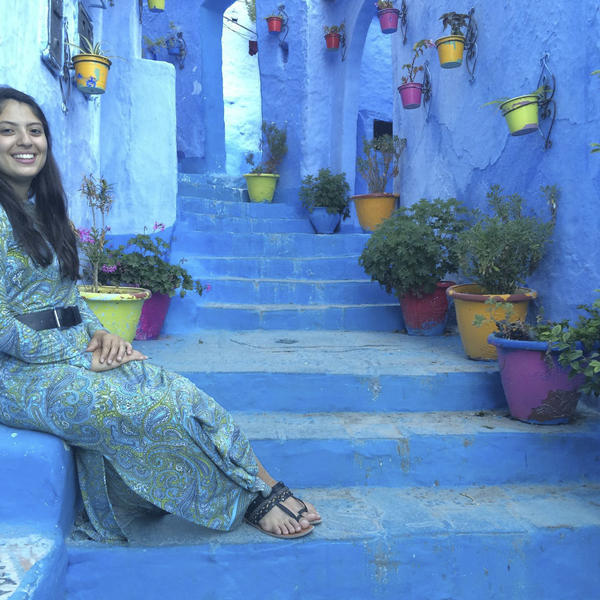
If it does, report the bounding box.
[143,35,166,50]
[439,12,469,36]
[401,39,434,84]
[359,198,469,298]
[299,169,351,218]
[375,1,394,9]
[267,4,285,18]
[456,184,558,295]
[245,121,288,174]
[69,35,110,57]
[95,222,204,298]
[323,24,345,35]
[245,0,256,22]
[356,134,407,194]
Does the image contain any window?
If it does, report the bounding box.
[42,0,63,73]
[373,120,393,139]
[78,2,94,47]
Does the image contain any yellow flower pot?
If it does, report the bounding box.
[352,194,397,232]
[72,54,112,95]
[244,173,280,203]
[148,0,165,11]
[79,286,151,343]
[500,95,540,136]
[447,284,537,360]
[435,35,465,69]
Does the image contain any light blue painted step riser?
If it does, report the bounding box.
[171,231,370,258]
[177,182,247,203]
[65,529,600,600]
[186,279,396,305]
[178,371,505,413]
[181,214,314,234]
[164,304,404,331]
[179,196,305,219]
[247,433,600,488]
[183,256,368,279]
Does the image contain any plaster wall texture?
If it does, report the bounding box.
[390,2,600,321]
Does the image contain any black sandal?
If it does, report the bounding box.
[244,481,314,539]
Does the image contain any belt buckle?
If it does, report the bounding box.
[52,307,62,329]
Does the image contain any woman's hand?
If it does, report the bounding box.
[86,330,148,372]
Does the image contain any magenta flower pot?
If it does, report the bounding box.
[134,292,172,340]
[377,8,400,34]
[399,281,455,336]
[488,335,584,424]
[398,82,422,109]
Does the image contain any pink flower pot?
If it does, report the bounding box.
[377,8,400,34]
[134,292,172,340]
[398,82,422,109]
[325,33,341,50]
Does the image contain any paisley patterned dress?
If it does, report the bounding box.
[0,207,269,541]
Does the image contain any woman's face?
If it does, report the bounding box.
[0,100,48,196]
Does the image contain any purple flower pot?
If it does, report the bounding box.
[377,8,400,34]
[134,292,171,340]
[398,82,422,109]
[488,335,584,424]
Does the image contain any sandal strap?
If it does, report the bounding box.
[245,481,295,525]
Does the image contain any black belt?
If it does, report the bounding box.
[16,306,82,331]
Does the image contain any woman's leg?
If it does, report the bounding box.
[253,455,321,536]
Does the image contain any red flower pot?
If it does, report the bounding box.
[377,8,400,34]
[398,82,422,109]
[266,16,283,33]
[325,33,341,50]
[399,281,455,336]
[134,292,172,340]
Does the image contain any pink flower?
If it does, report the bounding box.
[101,264,118,273]
[204,284,212,292]
[77,228,94,244]
[153,221,166,232]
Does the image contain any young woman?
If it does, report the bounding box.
[0,87,319,541]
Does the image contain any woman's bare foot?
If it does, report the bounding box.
[258,495,313,536]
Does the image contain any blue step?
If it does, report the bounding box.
[179,196,305,219]
[180,212,313,233]
[64,484,600,600]
[177,173,247,202]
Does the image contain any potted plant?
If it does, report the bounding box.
[70,36,112,94]
[244,120,288,203]
[485,85,547,137]
[148,0,165,12]
[375,1,400,34]
[353,134,407,231]
[435,12,469,69]
[483,298,600,423]
[448,184,559,360]
[299,168,351,234]
[398,39,434,109]
[77,175,151,342]
[95,222,204,340]
[266,6,285,32]
[323,24,344,50]
[143,35,166,60]
[359,198,469,335]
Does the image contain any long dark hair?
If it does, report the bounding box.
[0,87,79,280]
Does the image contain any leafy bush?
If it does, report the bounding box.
[456,184,558,294]
[299,168,351,218]
[359,198,470,298]
[356,135,407,194]
[245,121,288,174]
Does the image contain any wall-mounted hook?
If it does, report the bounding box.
[400,0,408,45]
[464,7,478,83]
[59,18,72,113]
[537,52,556,150]
[167,31,187,69]
[422,60,432,121]
[278,4,289,63]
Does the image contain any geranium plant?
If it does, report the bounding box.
[439,12,469,36]
[375,1,394,9]
[401,39,434,84]
[323,23,345,36]
[299,168,351,218]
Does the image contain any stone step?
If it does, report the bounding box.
[64,483,600,599]
[170,230,370,258]
[179,195,305,219]
[185,276,396,305]
[164,300,404,331]
[177,173,247,202]
[180,212,314,234]
[181,255,368,279]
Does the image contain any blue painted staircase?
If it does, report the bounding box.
[2,175,600,599]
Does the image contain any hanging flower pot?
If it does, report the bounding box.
[325,32,341,50]
[499,95,540,136]
[72,54,112,95]
[435,35,465,68]
[134,292,172,341]
[400,281,455,336]
[398,82,422,109]
[249,40,258,55]
[266,16,283,33]
[488,335,584,424]
[377,8,400,34]
[148,0,165,12]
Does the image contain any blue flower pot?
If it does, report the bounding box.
[308,208,341,234]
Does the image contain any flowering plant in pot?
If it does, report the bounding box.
[448,184,559,360]
[299,168,351,234]
[435,12,469,68]
[69,36,112,94]
[353,134,407,231]
[244,120,288,202]
[94,222,204,340]
[359,198,469,335]
[398,39,434,109]
[77,175,150,342]
[323,24,344,50]
[375,1,400,34]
